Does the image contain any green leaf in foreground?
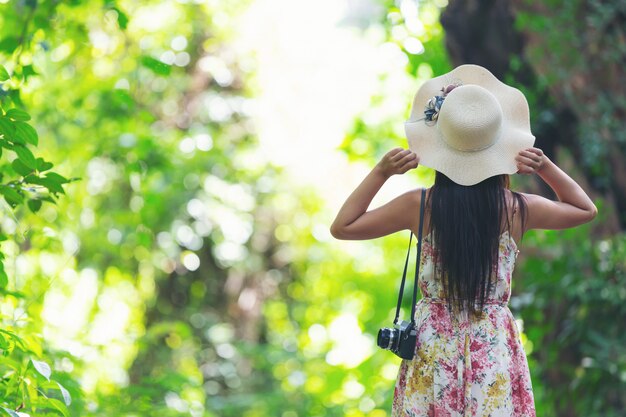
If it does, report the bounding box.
[40,380,73,407]
[0,263,7,289]
[27,198,42,213]
[0,185,24,206]
[0,406,20,417]
[21,64,38,80]
[57,382,72,406]
[36,158,54,172]
[0,117,15,138]
[47,398,69,417]
[11,158,34,176]
[111,6,129,29]
[0,37,18,53]
[31,359,52,381]
[0,288,25,298]
[141,56,171,76]
[0,329,27,350]
[44,172,69,184]
[25,175,66,194]
[14,121,38,145]
[13,145,37,169]
[0,65,9,81]
[5,108,31,122]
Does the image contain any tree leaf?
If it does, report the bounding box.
[5,108,31,122]
[0,116,15,139]
[0,406,20,417]
[39,195,57,204]
[27,199,42,213]
[13,145,37,169]
[37,158,54,172]
[46,398,69,417]
[0,37,18,53]
[44,172,70,184]
[14,121,38,145]
[111,6,129,29]
[0,263,7,289]
[21,64,38,81]
[0,185,24,206]
[57,382,72,406]
[0,329,27,349]
[113,89,134,109]
[12,158,34,176]
[141,56,171,76]
[7,89,24,108]
[0,288,25,298]
[31,359,52,381]
[0,65,9,81]
[9,132,25,144]
[24,176,65,194]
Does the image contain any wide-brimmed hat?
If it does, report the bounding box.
[405,64,535,186]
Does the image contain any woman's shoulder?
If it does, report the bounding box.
[503,188,528,241]
[406,187,433,211]
[504,188,532,206]
[406,187,431,235]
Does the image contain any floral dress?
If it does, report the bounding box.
[392,231,536,417]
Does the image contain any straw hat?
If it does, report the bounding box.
[405,64,535,186]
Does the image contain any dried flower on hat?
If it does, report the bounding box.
[424,83,462,125]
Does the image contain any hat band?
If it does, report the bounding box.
[436,123,502,153]
[442,137,498,152]
[404,120,502,152]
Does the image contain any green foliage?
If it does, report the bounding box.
[514,224,626,416]
[9,0,267,415]
[516,0,626,195]
[0,329,74,415]
[0,105,67,208]
[512,2,626,415]
[0,1,74,415]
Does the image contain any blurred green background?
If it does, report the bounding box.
[0,0,624,416]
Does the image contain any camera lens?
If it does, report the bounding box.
[377,328,398,350]
[377,328,390,348]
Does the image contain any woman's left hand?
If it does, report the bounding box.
[376,148,420,178]
[515,147,547,175]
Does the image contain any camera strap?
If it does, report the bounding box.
[393,188,426,327]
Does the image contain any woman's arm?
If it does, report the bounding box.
[330,148,420,240]
[516,147,598,231]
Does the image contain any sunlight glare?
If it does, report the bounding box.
[325,313,374,367]
[234,0,420,217]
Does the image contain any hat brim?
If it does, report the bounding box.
[405,64,535,186]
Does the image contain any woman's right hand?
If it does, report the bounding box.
[376,148,419,178]
[516,147,548,175]
[516,146,598,231]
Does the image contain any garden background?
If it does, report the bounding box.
[0,0,624,416]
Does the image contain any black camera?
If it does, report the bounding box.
[377,320,417,360]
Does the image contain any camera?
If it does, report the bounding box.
[377,320,417,360]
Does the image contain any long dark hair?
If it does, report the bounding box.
[426,172,527,317]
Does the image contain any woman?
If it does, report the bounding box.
[330,65,597,416]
